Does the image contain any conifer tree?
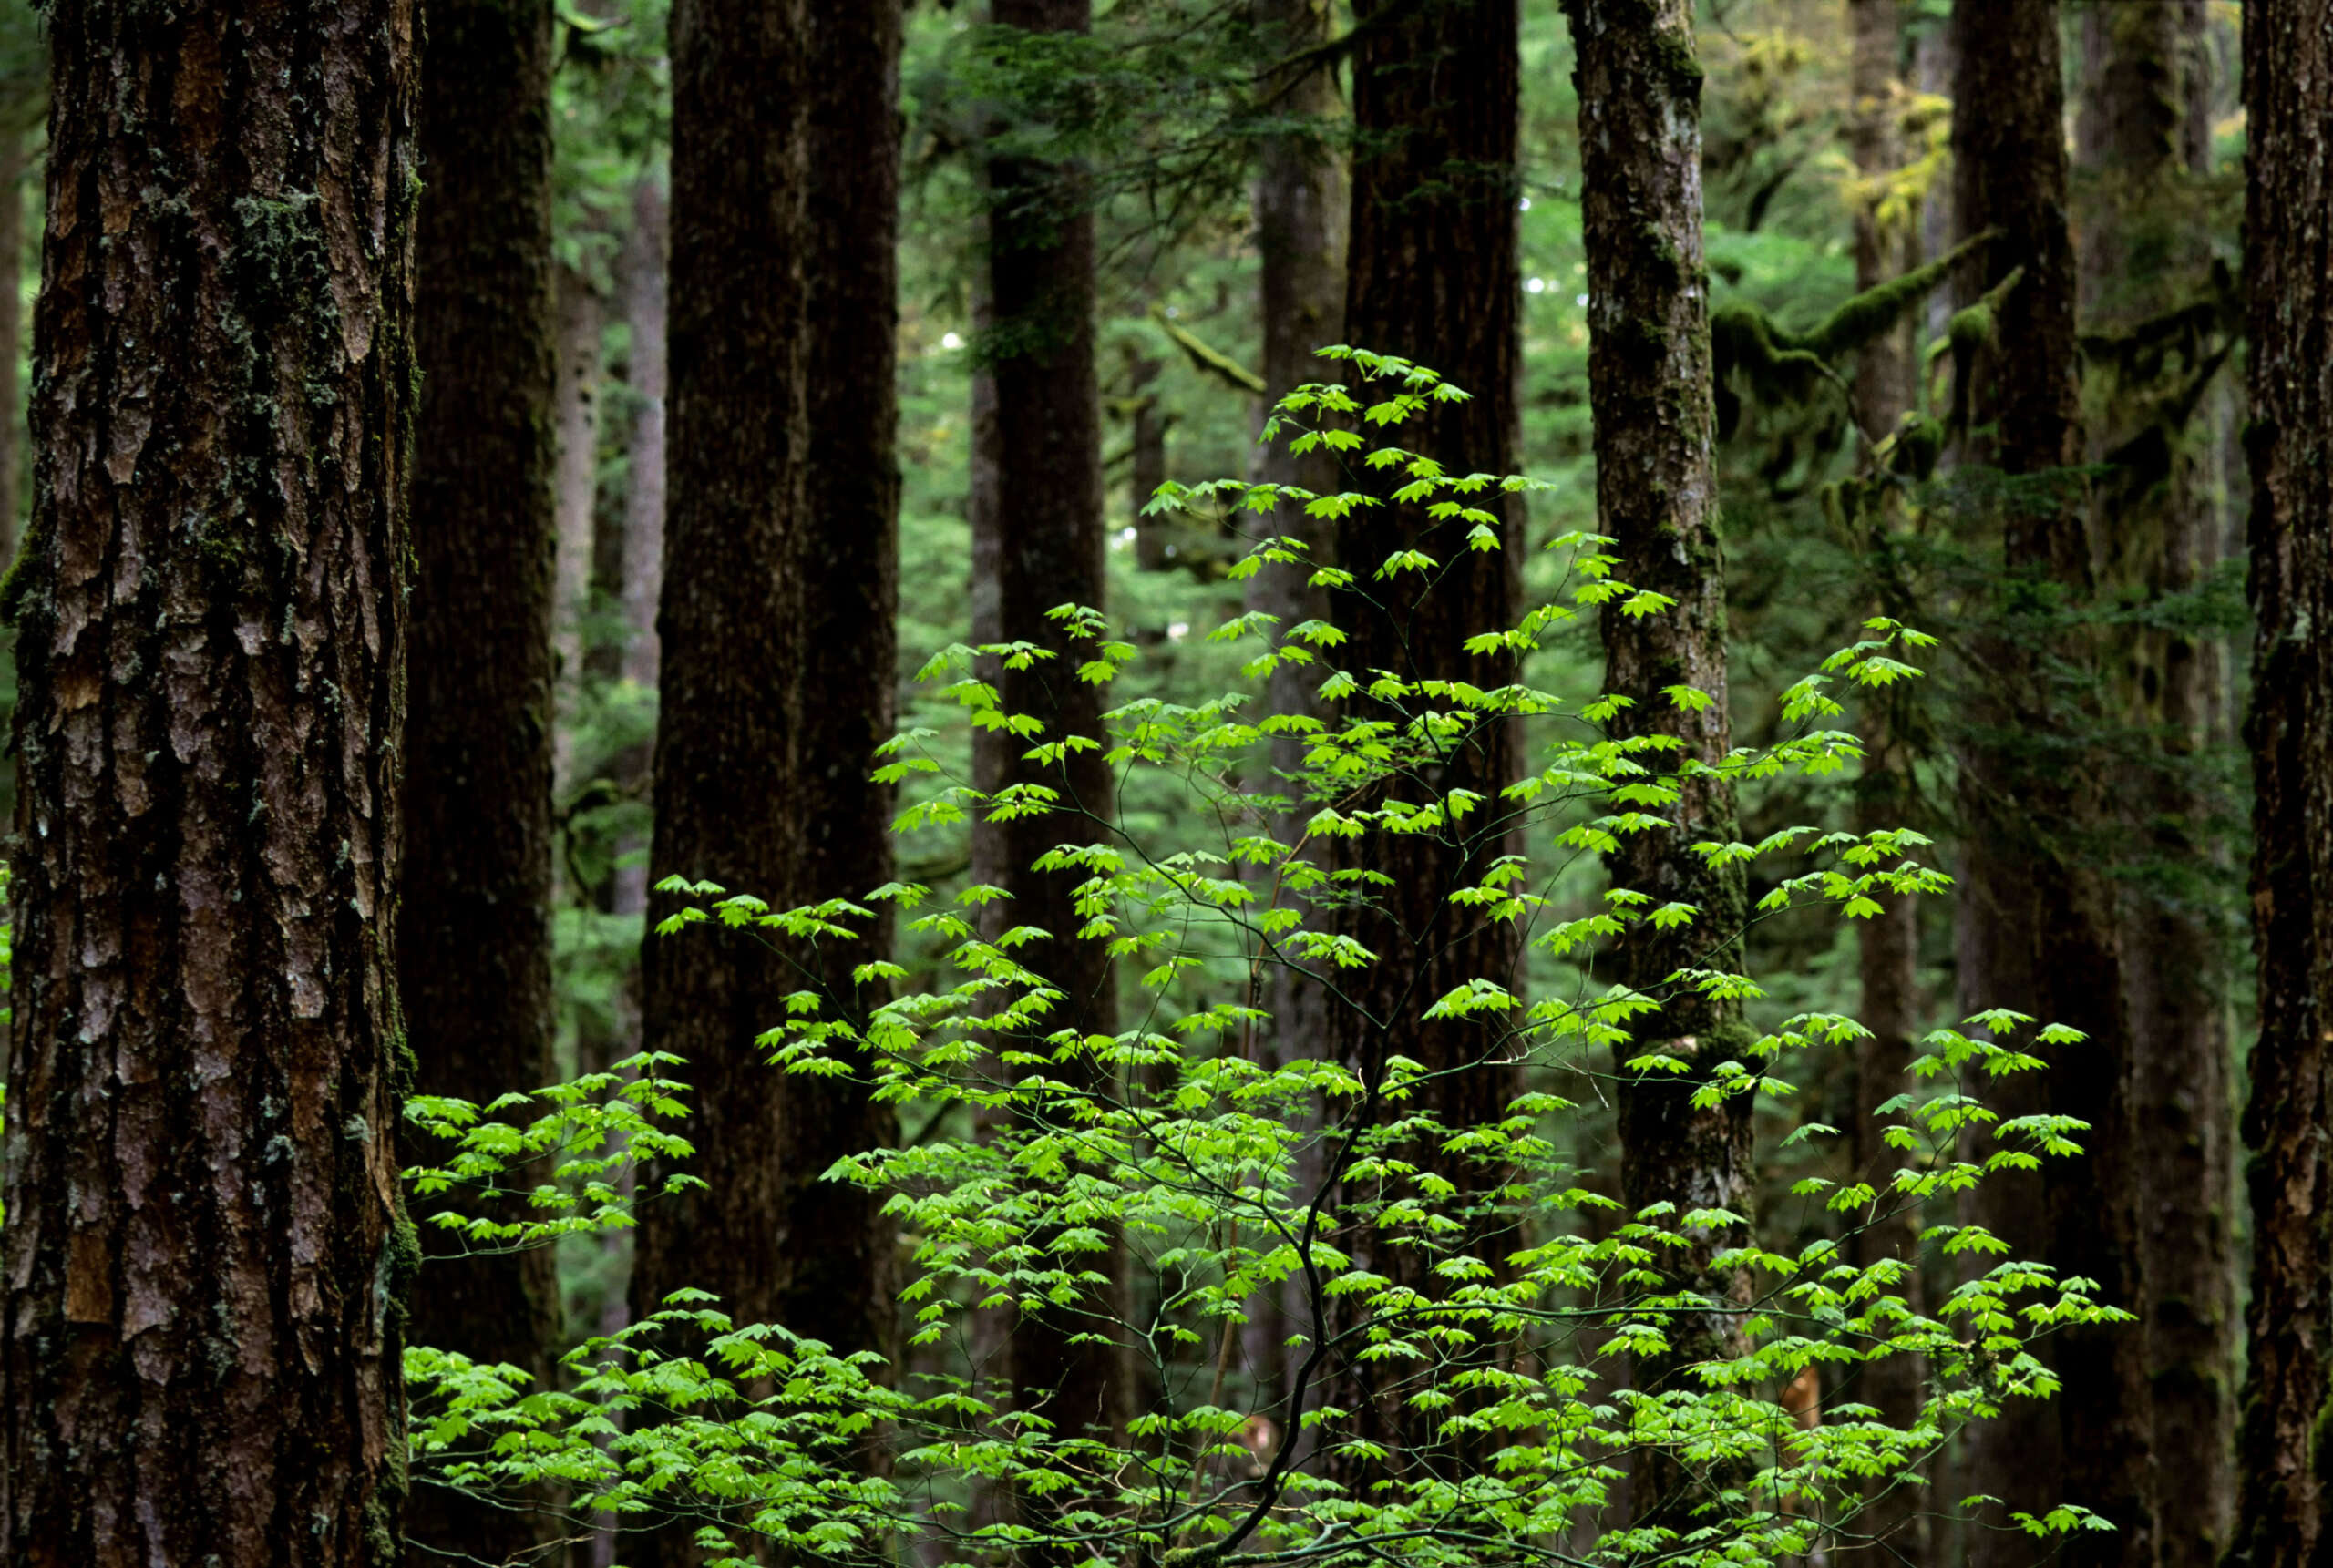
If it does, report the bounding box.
[973,0,1131,1461]
[0,1,417,1559]
[1949,2,2157,1560]
[2234,0,2333,1562]
[2075,6,2235,1563]
[1562,0,1752,1526]
[400,5,562,1561]
[1323,0,1520,1482]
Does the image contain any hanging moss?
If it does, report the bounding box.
[1946,264,2027,435]
[1711,229,1998,436]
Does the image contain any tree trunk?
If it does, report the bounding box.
[552,261,604,802]
[787,0,904,1389]
[1951,3,2156,1562]
[0,3,417,1562]
[610,175,666,923]
[1244,0,1345,1446]
[1845,5,1925,1559]
[1564,0,1752,1526]
[2233,2,2333,1563]
[1323,0,1521,1487]
[628,0,905,1558]
[2075,9,2235,1568]
[400,3,560,1563]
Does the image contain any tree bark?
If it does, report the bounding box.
[610,175,665,923]
[976,0,1129,1465]
[626,2,811,1562]
[2233,2,2333,1563]
[0,3,418,1562]
[1845,5,1924,1559]
[400,3,560,1563]
[1951,3,2156,1562]
[788,0,904,1389]
[1323,0,1521,1487]
[627,1,904,1559]
[1564,0,1753,1526]
[1244,0,1345,1444]
[2075,9,2235,1568]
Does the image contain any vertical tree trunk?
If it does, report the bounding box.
[1844,5,1924,1559]
[610,175,666,923]
[978,0,1129,1463]
[0,3,418,1562]
[1244,0,1345,1440]
[1324,0,1521,1485]
[786,0,904,1387]
[1564,0,1752,1526]
[2075,9,2235,1568]
[1952,3,2156,1562]
[2234,2,2333,1563]
[400,3,560,1563]
[626,2,809,1562]
[552,262,604,800]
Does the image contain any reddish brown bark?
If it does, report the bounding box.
[0,2,419,1561]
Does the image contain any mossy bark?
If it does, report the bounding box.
[2233,2,2333,1563]
[1321,0,1523,1490]
[1564,0,1753,1526]
[399,4,562,1561]
[2075,9,2236,1568]
[1950,4,2158,1563]
[0,2,419,1562]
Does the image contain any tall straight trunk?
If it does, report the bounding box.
[1564,0,1752,1526]
[1844,6,1924,1557]
[2075,8,2235,1568]
[2234,2,2333,1563]
[786,0,904,1384]
[1244,0,1345,1440]
[0,2,418,1561]
[610,176,666,921]
[979,0,1128,1460]
[552,261,604,800]
[626,1,810,1562]
[1951,3,2155,1562]
[400,3,560,1563]
[1323,0,1520,1485]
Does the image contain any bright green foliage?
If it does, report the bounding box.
[404,358,2120,1566]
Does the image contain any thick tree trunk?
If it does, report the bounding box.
[626,2,811,1562]
[1845,5,1924,1559]
[0,3,418,1562]
[627,2,903,1559]
[1564,0,1752,1526]
[400,3,561,1563]
[2233,3,2333,1563]
[2075,9,2235,1568]
[978,0,1129,1465]
[787,0,904,1388]
[1323,0,1521,1487]
[1952,4,2156,1563]
[1244,0,1345,1443]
